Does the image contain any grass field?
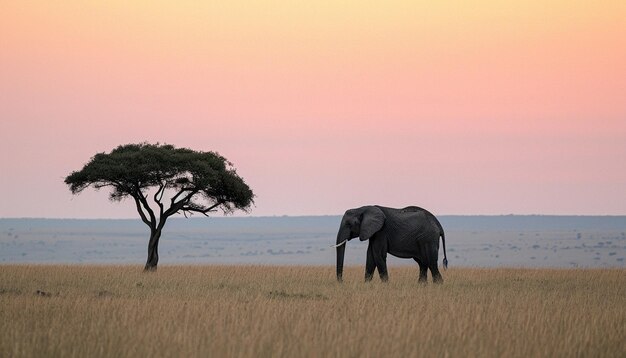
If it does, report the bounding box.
[1,265,624,357]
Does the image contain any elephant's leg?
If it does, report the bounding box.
[424,240,443,284]
[365,244,375,282]
[371,238,389,282]
[414,258,428,284]
[429,263,443,284]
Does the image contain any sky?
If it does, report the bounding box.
[1,1,625,218]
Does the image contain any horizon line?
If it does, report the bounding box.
[2,213,626,220]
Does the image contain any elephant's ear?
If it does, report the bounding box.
[359,206,385,241]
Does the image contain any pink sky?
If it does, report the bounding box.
[1,1,625,218]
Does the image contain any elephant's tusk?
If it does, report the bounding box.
[331,239,347,248]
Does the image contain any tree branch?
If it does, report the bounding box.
[133,195,152,228]
[179,201,224,217]
[92,182,117,189]
[155,182,166,203]
[154,181,165,218]
[170,188,193,205]
[164,188,199,217]
[206,201,224,212]
[137,193,157,230]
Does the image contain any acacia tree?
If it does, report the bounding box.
[65,143,254,271]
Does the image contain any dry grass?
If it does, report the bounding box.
[0,265,624,357]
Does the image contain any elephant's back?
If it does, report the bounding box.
[383,208,438,237]
[397,206,442,235]
[375,206,441,234]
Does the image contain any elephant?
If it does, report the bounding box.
[334,205,448,283]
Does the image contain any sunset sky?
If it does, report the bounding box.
[1,1,625,218]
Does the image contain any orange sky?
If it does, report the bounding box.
[1,1,625,217]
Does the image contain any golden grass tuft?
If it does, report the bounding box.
[1,265,624,357]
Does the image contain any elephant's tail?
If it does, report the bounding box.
[431,215,448,269]
[441,230,448,269]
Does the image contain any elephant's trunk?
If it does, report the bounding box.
[336,227,349,282]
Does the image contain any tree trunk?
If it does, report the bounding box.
[144,229,161,271]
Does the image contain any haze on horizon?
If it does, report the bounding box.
[1,1,625,219]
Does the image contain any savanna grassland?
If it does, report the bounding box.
[1,265,624,357]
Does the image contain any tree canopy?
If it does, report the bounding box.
[65,143,254,270]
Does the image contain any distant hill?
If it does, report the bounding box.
[1,216,625,267]
[1,215,625,232]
